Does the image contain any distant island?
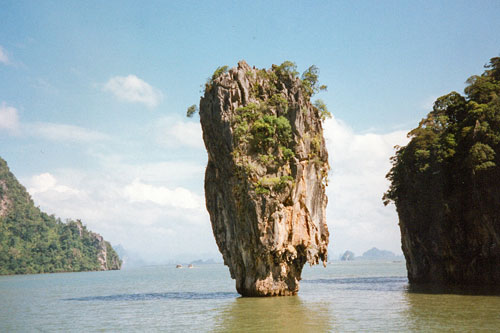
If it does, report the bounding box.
[340,248,404,261]
[340,250,355,261]
[0,157,121,275]
[190,259,217,265]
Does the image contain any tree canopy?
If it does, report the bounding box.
[384,57,500,206]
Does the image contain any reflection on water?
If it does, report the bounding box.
[213,296,333,332]
[213,275,500,332]
[402,284,500,331]
[402,286,500,331]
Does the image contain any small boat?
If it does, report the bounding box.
[188,264,194,269]
[176,264,183,268]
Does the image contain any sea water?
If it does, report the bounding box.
[1,261,499,332]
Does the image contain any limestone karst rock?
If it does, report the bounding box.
[199,61,329,296]
[384,57,500,286]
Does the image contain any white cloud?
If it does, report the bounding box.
[0,106,110,142]
[103,160,205,185]
[0,102,19,132]
[123,179,204,210]
[28,173,80,195]
[0,46,9,64]
[155,117,204,149]
[103,75,163,107]
[23,159,213,264]
[20,112,411,263]
[27,122,111,143]
[323,117,409,255]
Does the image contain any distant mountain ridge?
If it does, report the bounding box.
[362,247,399,260]
[340,247,403,261]
[0,157,121,275]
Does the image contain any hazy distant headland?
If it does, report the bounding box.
[340,248,404,261]
[0,157,121,275]
[114,244,222,269]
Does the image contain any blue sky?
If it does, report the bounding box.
[1,1,499,263]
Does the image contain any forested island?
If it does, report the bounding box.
[0,157,121,275]
[384,57,500,285]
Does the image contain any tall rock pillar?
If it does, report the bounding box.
[199,61,329,296]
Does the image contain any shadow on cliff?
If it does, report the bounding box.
[64,291,239,301]
[213,296,333,331]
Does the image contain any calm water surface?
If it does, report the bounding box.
[1,261,499,332]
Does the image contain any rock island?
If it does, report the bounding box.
[197,61,330,296]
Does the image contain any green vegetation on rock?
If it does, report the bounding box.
[190,61,329,198]
[384,57,500,284]
[384,57,500,206]
[301,65,328,97]
[224,61,329,197]
[198,60,330,296]
[204,65,229,93]
[186,104,198,118]
[313,99,332,121]
[0,157,121,275]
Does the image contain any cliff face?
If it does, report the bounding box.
[73,220,122,271]
[199,61,329,296]
[0,157,121,275]
[385,57,500,285]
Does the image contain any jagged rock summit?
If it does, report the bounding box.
[199,60,330,296]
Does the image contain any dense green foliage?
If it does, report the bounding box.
[0,158,121,275]
[231,100,296,195]
[384,57,500,206]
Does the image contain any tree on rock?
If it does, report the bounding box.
[384,57,500,285]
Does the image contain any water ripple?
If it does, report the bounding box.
[64,291,239,302]
[302,276,408,292]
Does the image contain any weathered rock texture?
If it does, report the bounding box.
[73,220,122,271]
[199,61,329,296]
[385,57,500,286]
